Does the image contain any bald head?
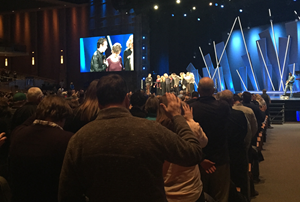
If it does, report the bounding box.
[198,77,215,96]
[219,90,233,106]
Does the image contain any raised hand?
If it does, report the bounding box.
[182,103,193,121]
[160,93,182,117]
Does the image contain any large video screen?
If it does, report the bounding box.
[80,34,134,73]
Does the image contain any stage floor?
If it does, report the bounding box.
[248,91,300,101]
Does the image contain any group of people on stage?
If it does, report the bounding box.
[145,72,196,95]
[90,35,134,72]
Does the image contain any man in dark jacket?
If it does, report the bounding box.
[90,38,108,72]
[58,74,203,202]
[190,77,231,202]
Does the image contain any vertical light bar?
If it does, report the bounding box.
[269,9,284,90]
[280,35,291,89]
[237,16,259,90]
[199,47,211,78]
[32,57,35,65]
[257,41,275,91]
[107,35,112,50]
[212,17,237,79]
[236,69,248,91]
[61,55,64,64]
[5,58,8,66]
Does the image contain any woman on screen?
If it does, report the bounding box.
[123,35,134,71]
[106,43,123,72]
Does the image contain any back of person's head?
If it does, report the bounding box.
[198,77,215,96]
[27,87,43,103]
[156,95,175,131]
[145,95,159,115]
[35,95,72,123]
[219,90,233,106]
[97,74,127,107]
[97,38,106,49]
[191,91,199,98]
[242,92,252,103]
[76,79,100,122]
[13,92,26,102]
[130,91,147,107]
[233,94,242,102]
[262,89,267,94]
[179,90,183,95]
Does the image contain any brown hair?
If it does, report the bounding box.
[35,95,72,122]
[145,95,159,114]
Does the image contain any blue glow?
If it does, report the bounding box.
[143,77,145,80]
[101,4,106,18]
[239,9,243,13]
[215,3,218,6]
[143,47,145,50]
[184,14,187,17]
[297,111,300,121]
[221,5,224,8]
[143,56,145,59]
[143,36,146,39]
[80,38,86,72]
[172,14,174,17]
[143,67,145,70]
[197,18,200,21]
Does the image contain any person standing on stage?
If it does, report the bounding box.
[90,38,108,72]
[145,74,153,95]
[180,72,187,92]
[164,74,171,93]
[189,73,195,94]
[123,35,134,71]
[106,43,123,72]
[184,72,191,94]
[161,76,166,95]
[153,75,161,95]
[171,73,181,95]
[284,72,295,97]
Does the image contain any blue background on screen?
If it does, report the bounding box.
[80,34,133,72]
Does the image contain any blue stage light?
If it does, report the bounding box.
[239,9,243,13]
[143,67,145,70]
[221,5,224,8]
[184,14,187,17]
[143,77,145,80]
[197,18,200,21]
[143,36,145,39]
[215,3,218,6]
[143,47,145,50]
[172,14,174,17]
[143,56,145,59]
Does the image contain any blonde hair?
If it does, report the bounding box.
[112,43,122,54]
[126,35,133,48]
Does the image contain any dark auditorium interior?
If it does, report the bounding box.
[0,0,300,202]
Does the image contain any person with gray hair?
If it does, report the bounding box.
[219,90,250,200]
[11,87,43,131]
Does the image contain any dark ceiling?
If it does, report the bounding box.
[0,0,89,13]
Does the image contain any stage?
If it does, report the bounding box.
[249,91,300,123]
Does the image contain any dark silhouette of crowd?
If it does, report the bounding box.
[0,75,272,202]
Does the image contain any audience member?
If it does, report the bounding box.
[129,91,147,118]
[186,91,199,104]
[10,87,43,131]
[261,89,272,128]
[58,74,203,202]
[189,77,230,202]
[64,79,100,133]
[219,90,249,200]
[9,95,73,202]
[144,95,159,120]
[157,96,207,202]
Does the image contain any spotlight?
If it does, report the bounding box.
[172,14,175,17]
[176,0,181,4]
[247,27,250,29]
[184,14,187,17]
[193,7,196,10]
[221,5,224,8]
[143,67,146,70]
[143,47,145,50]
[209,2,213,6]
[154,5,159,10]
[143,56,145,59]
[143,36,146,39]
[215,3,218,6]
[239,9,243,13]
[197,18,200,21]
